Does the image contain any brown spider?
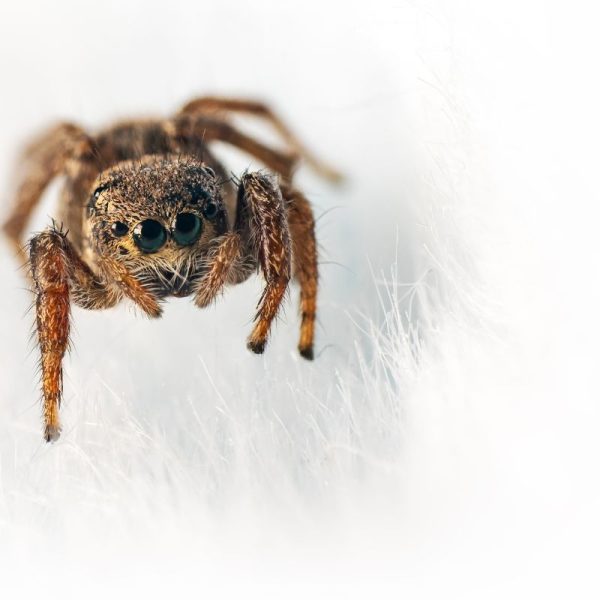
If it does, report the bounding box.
[3,96,340,443]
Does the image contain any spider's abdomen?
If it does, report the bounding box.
[95,121,173,165]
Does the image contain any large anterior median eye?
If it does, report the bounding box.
[133,219,167,253]
[173,212,202,246]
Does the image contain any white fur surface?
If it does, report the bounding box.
[0,1,598,597]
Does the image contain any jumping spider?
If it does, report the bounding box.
[3,97,340,442]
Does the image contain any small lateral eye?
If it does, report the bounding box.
[189,184,210,205]
[111,221,129,237]
[203,201,219,220]
[203,165,215,177]
[93,185,108,199]
[173,212,202,246]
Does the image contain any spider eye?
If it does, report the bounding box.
[93,184,109,199]
[189,184,210,205]
[111,221,129,237]
[203,165,215,177]
[203,201,219,220]
[133,219,167,253]
[173,212,202,246]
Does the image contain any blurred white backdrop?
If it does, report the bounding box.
[0,0,598,598]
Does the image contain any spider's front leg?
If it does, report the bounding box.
[29,230,73,442]
[237,172,292,354]
[28,227,159,442]
[30,228,119,441]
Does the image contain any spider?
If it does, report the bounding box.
[3,96,340,442]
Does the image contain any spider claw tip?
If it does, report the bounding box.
[44,424,61,443]
[299,346,314,361]
[247,339,266,354]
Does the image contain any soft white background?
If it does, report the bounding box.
[0,1,598,598]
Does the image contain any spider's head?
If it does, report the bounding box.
[86,155,228,296]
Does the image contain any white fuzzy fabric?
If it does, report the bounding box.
[0,1,598,597]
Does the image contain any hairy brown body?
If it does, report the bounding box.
[3,97,339,442]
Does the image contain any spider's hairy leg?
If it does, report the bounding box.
[194,233,243,308]
[3,123,92,258]
[173,114,298,180]
[281,184,318,360]
[179,96,343,183]
[29,227,122,442]
[30,230,70,442]
[238,172,291,354]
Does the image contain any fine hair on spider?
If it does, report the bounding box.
[2,96,341,442]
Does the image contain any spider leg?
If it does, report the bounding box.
[179,96,342,182]
[173,114,298,179]
[3,123,92,257]
[29,226,122,442]
[236,172,292,354]
[281,184,318,360]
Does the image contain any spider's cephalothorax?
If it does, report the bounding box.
[3,96,339,442]
[86,156,230,299]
